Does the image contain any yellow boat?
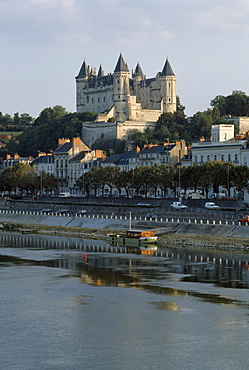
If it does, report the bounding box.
[107,229,157,247]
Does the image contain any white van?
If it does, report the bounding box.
[205,202,220,210]
[58,192,71,197]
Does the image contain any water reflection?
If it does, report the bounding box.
[1,231,249,293]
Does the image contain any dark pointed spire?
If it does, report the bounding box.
[161,59,175,76]
[133,62,144,77]
[97,64,104,77]
[114,53,129,72]
[76,59,88,78]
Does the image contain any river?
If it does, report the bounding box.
[1,232,249,370]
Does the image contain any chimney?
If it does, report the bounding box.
[58,138,70,146]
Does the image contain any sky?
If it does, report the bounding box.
[1,0,249,119]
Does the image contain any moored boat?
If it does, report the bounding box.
[107,229,157,247]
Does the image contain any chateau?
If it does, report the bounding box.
[76,54,177,145]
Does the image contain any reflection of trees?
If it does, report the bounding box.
[2,234,249,295]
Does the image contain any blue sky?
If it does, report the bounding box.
[1,0,249,119]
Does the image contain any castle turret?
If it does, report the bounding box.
[75,59,90,112]
[133,62,145,96]
[160,59,177,113]
[98,64,104,77]
[113,54,131,121]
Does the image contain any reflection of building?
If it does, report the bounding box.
[2,231,249,289]
[76,54,177,145]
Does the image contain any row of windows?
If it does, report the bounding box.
[195,154,238,162]
[86,96,106,104]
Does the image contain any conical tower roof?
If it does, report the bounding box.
[97,64,104,77]
[161,59,175,76]
[133,62,144,77]
[76,60,88,78]
[114,53,129,72]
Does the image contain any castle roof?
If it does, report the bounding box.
[98,64,104,77]
[114,53,129,73]
[133,62,144,77]
[76,60,88,78]
[161,59,175,76]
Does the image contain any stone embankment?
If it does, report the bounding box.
[0,197,249,251]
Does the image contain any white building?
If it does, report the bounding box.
[191,124,249,166]
[77,54,177,146]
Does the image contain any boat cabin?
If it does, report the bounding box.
[125,230,155,238]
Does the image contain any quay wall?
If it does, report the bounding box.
[0,210,249,240]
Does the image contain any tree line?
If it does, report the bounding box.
[1,90,248,159]
[76,161,249,199]
[0,163,58,196]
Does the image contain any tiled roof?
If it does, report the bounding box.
[54,142,72,153]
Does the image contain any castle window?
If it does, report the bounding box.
[214,155,217,161]
[92,98,94,103]
[221,155,224,161]
[104,97,106,102]
[207,155,210,161]
[98,97,100,103]
[168,98,171,102]
[235,154,238,161]
[228,154,231,161]
[86,96,89,103]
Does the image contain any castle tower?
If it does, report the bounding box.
[160,59,177,113]
[75,59,89,112]
[133,62,145,96]
[113,54,131,122]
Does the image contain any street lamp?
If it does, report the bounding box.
[40,170,43,196]
[178,165,181,201]
[227,165,230,197]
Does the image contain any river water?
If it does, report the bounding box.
[1,232,249,370]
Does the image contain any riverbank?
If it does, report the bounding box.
[2,221,249,253]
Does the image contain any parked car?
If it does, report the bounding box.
[137,202,150,206]
[145,213,157,220]
[74,210,87,216]
[53,209,70,215]
[40,208,53,214]
[238,215,249,224]
[205,202,220,210]
[170,202,188,209]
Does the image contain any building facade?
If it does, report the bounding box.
[76,54,177,121]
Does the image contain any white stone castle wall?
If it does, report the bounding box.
[82,120,157,146]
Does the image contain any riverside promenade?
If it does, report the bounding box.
[0,207,249,241]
